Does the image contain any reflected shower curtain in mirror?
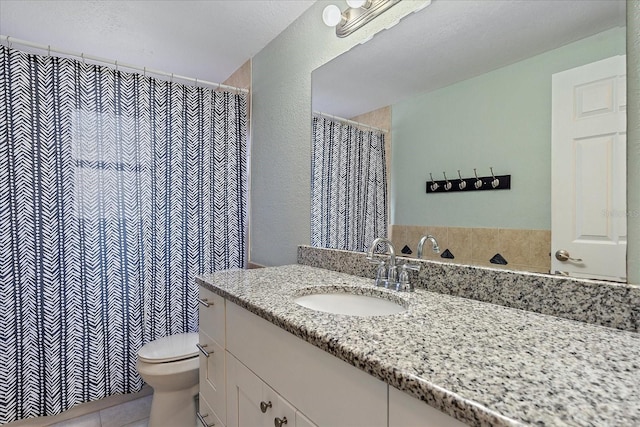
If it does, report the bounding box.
[0,45,247,423]
[311,116,387,251]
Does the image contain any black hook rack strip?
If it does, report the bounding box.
[426,174,511,194]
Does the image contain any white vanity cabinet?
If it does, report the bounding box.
[198,286,465,427]
[225,301,387,427]
[198,287,227,426]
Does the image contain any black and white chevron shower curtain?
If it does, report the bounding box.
[0,46,247,423]
[311,116,387,252]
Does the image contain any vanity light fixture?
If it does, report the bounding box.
[322,0,401,38]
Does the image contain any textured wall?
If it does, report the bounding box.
[250,1,428,266]
[628,0,640,284]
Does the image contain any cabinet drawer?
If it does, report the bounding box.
[199,331,226,424]
[198,392,225,427]
[199,286,225,347]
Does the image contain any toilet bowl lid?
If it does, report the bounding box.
[138,332,199,363]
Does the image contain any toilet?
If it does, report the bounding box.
[137,332,200,427]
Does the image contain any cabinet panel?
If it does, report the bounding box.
[295,411,318,427]
[389,386,467,427]
[199,287,225,347]
[199,331,226,424]
[226,301,387,427]
[226,353,264,427]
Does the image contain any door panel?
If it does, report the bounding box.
[552,55,626,281]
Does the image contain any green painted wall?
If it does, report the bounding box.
[250,1,428,266]
[392,27,626,230]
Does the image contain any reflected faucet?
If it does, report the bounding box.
[416,235,440,259]
[366,237,397,287]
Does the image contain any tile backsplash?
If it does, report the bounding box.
[391,225,551,274]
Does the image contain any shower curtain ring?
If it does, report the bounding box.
[6,36,12,48]
[47,45,51,56]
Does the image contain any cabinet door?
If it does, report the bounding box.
[227,354,264,427]
[199,331,226,423]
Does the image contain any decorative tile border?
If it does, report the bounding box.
[297,245,640,332]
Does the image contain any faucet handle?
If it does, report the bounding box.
[397,263,420,292]
[401,262,421,272]
[374,261,387,287]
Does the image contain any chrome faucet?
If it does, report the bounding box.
[416,234,440,259]
[366,237,397,287]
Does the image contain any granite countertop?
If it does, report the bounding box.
[197,264,640,427]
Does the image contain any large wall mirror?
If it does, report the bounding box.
[311,0,627,280]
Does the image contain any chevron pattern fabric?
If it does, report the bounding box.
[0,46,247,423]
[311,116,387,252]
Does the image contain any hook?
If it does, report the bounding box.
[47,44,51,57]
[429,173,439,192]
[6,36,12,48]
[115,60,118,72]
[473,168,483,189]
[81,53,85,64]
[490,167,500,188]
[143,66,146,77]
[457,170,467,190]
[443,172,452,191]
[170,73,174,82]
[195,77,198,87]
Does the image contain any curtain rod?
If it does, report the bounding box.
[313,111,389,133]
[1,35,249,94]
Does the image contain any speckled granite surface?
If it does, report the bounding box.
[197,264,640,427]
[297,245,640,332]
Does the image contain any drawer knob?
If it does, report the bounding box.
[198,298,211,307]
[274,416,288,427]
[196,343,212,357]
[260,400,272,413]
[196,411,215,426]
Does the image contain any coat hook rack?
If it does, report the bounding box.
[426,168,511,194]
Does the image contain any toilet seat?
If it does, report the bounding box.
[138,332,199,363]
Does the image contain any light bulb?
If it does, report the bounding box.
[322,4,342,27]
[346,0,366,8]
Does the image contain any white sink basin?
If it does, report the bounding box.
[294,291,406,317]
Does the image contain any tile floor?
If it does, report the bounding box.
[47,395,152,427]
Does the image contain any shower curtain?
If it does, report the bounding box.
[0,45,247,423]
[311,116,387,252]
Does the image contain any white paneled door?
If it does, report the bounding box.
[551,55,626,281]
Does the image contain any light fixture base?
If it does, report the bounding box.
[336,0,400,38]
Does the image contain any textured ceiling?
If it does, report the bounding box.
[313,0,626,118]
[0,0,316,83]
